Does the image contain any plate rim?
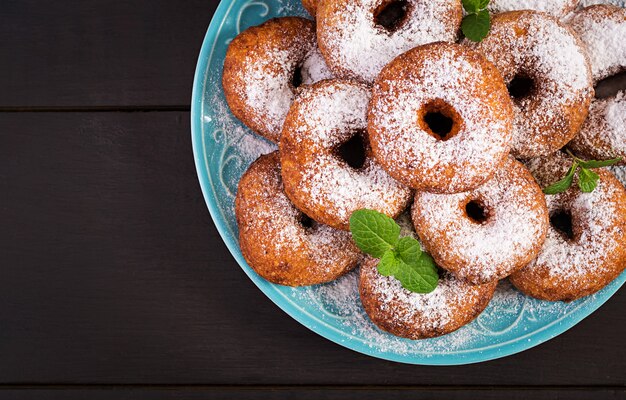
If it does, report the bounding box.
[190,0,625,365]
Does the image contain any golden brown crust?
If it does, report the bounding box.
[464,11,594,159]
[235,152,361,286]
[280,79,412,230]
[359,257,497,339]
[222,17,316,142]
[510,153,626,301]
[412,157,549,284]
[302,0,318,16]
[368,42,514,194]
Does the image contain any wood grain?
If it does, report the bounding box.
[0,0,213,108]
[0,112,625,387]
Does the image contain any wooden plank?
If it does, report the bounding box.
[0,0,215,108]
[0,386,625,400]
[0,112,625,385]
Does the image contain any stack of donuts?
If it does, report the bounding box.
[223,0,626,339]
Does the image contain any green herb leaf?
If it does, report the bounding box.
[395,259,439,294]
[462,0,481,13]
[461,9,491,42]
[543,162,578,194]
[349,209,400,258]
[396,236,422,266]
[578,167,600,193]
[578,157,622,169]
[377,250,401,277]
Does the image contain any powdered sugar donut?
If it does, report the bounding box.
[280,79,412,231]
[316,0,462,83]
[465,11,593,159]
[567,6,626,164]
[368,42,513,194]
[235,152,360,286]
[509,153,626,301]
[569,91,626,164]
[223,17,333,143]
[569,5,626,82]
[488,0,580,18]
[412,157,549,284]
[359,257,497,339]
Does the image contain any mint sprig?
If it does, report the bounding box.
[461,0,491,42]
[349,210,439,294]
[543,151,622,194]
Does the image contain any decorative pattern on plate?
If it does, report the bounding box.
[191,0,626,364]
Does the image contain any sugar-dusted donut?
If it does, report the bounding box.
[488,0,580,18]
[223,17,333,143]
[280,79,411,230]
[368,42,513,194]
[509,153,626,301]
[316,0,462,83]
[235,152,360,286]
[412,157,549,284]
[465,11,593,159]
[569,91,626,164]
[359,257,497,339]
[568,5,626,164]
[568,4,626,82]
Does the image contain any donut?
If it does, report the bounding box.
[464,11,593,159]
[235,152,360,286]
[223,17,333,143]
[569,91,626,164]
[280,79,412,230]
[488,0,580,18]
[411,157,549,284]
[568,5,626,82]
[509,153,626,301]
[368,42,514,194]
[567,6,626,163]
[316,0,462,83]
[359,257,497,339]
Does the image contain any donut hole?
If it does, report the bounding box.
[335,131,368,170]
[419,100,462,141]
[465,200,490,224]
[550,209,574,240]
[595,70,626,99]
[507,74,535,100]
[291,66,303,90]
[297,212,315,230]
[374,0,410,33]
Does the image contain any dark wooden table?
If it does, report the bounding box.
[1,1,625,399]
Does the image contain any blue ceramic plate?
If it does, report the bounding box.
[191,0,626,365]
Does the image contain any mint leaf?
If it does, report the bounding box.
[462,0,481,13]
[377,250,401,277]
[349,209,400,258]
[543,162,577,194]
[578,167,599,193]
[396,236,422,266]
[462,10,491,42]
[578,157,622,169]
[395,259,439,294]
[477,0,490,8]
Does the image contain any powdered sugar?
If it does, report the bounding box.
[488,0,579,17]
[317,0,460,83]
[579,0,626,9]
[568,5,626,82]
[569,90,626,161]
[467,11,593,158]
[280,80,411,229]
[369,43,512,192]
[412,158,548,284]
